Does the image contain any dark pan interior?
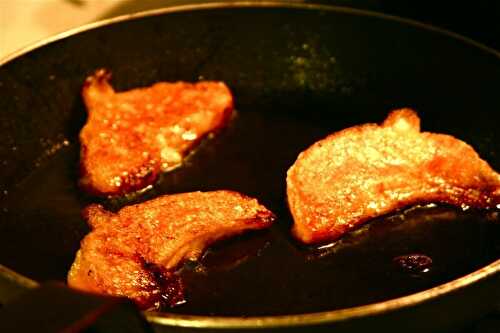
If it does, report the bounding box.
[1,5,500,316]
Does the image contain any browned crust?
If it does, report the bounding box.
[79,69,234,197]
[287,109,500,244]
[68,190,275,309]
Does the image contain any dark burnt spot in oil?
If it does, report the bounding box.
[393,254,433,276]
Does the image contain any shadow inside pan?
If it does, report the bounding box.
[0,4,499,317]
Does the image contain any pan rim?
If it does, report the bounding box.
[1,0,500,328]
[147,260,500,328]
[1,0,499,66]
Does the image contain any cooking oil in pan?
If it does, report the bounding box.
[1,109,499,316]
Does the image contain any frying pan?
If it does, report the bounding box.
[1,2,500,332]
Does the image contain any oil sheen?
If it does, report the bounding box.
[1,109,499,316]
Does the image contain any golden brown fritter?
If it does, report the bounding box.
[80,69,233,196]
[67,191,274,310]
[287,109,500,244]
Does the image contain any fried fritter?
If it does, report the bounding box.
[287,109,500,244]
[80,70,233,196]
[67,191,274,310]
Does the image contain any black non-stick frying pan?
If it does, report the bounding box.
[1,2,500,332]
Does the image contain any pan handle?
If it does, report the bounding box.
[0,264,38,305]
[0,265,153,332]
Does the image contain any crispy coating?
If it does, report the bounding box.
[67,191,275,309]
[80,69,233,196]
[287,109,500,244]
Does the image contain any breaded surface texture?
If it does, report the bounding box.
[80,69,233,196]
[287,109,500,244]
[68,190,274,309]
